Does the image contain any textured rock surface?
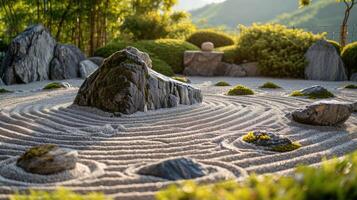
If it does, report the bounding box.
[183,51,224,76]
[88,57,104,66]
[137,158,207,180]
[126,46,152,68]
[245,131,292,147]
[240,62,260,77]
[215,62,247,77]
[74,47,202,115]
[79,60,98,78]
[292,100,352,126]
[351,73,357,82]
[352,102,357,112]
[0,25,56,84]
[300,85,332,97]
[50,44,86,80]
[0,78,3,86]
[201,42,214,52]
[305,40,348,81]
[17,144,78,175]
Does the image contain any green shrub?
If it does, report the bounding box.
[172,76,190,83]
[341,41,357,76]
[95,39,198,74]
[214,81,231,86]
[259,82,281,89]
[187,30,235,48]
[227,85,254,96]
[236,23,324,78]
[0,88,12,94]
[151,57,175,76]
[344,84,357,89]
[327,40,341,55]
[216,45,241,64]
[11,188,110,200]
[157,151,357,200]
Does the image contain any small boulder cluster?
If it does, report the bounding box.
[0,25,101,85]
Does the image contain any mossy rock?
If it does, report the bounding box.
[344,84,357,89]
[0,88,12,94]
[214,81,231,86]
[290,86,334,99]
[242,131,301,152]
[227,85,254,96]
[17,144,57,163]
[172,76,191,83]
[43,82,70,90]
[259,82,281,89]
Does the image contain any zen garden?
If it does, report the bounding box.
[1,0,357,199]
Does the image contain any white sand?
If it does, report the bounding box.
[0,77,356,200]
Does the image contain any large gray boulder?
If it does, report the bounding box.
[79,60,98,78]
[183,51,224,76]
[17,144,78,175]
[74,47,202,115]
[292,100,353,126]
[304,40,348,81]
[351,73,357,82]
[138,158,207,180]
[50,44,86,80]
[0,25,56,84]
[0,78,4,86]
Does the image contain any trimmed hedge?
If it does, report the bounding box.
[341,41,357,76]
[94,39,198,74]
[327,40,341,55]
[157,151,357,200]
[236,24,324,78]
[216,45,241,64]
[187,30,235,48]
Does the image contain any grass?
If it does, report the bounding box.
[17,144,57,163]
[344,84,357,89]
[259,82,281,89]
[0,88,12,94]
[214,81,231,86]
[11,188,110,200]
[172,76,190,83]
[290,90,334,99]
[227,85,254,96]
[43,82,66,90]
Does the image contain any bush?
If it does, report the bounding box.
[216,45,241,64]
[214,81,231,86]
[236,24,324,78]
[157,151,357,200]
[227,85,254,96]
[259,82,281,89]
[187,30,235,48]
[95,39,198,74]
[327,40,341,55]
[341,41,357,76]
[11,188,110,200]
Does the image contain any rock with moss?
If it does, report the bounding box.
[214,81,231,86]
[242,131,300,152]
[0,88,12,94]
[138,157,207,181]
[291,85,334,99]
[16,144,78,175]
[344,84,357,89]
[292,100,353,126]
[43,82,71,90]
[227,85,254,96]
[74,47,202,115]
[260,82,281,89]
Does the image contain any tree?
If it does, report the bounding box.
[299,0,356,47]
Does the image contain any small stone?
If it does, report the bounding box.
[16,144,78,175]
[201,42,214,52]
[137,158,207,180]
[292,100,352,126]
[79,60,98,78]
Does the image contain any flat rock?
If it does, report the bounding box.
[305,40,348,81]
[50,44,86,80]
[74,47,202,115]
[79,60,98,78]
[183,51,223,76]
[292,100,353,126]
[0,25,56,84]
[215,62,247,77]
[88,57,104,66]
[16,144,78,175]
[137,158,207,180]
[351,73,357,82]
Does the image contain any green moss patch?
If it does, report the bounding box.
[242,131,270,143]
[271,142,302,152]
[17,144,57,163]
[259,82,281,89]
[290,90,334,99]
[227,85,254,96]
[172,76,190,83]
[214,81,231,86]
[344,84,357,89]
[0,88,12,94]
[43,82,65,90]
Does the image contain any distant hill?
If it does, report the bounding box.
[190,0,357,42]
